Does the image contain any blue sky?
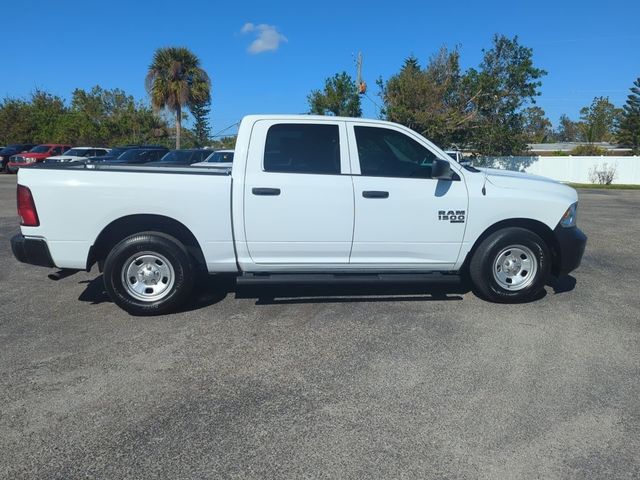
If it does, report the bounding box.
[2,0,639,135]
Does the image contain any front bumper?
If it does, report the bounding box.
[553,226,587,275]
[11,234,56,268]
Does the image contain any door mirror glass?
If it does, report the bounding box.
[431,159,453,180]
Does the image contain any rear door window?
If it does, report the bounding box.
[264,124,340,175]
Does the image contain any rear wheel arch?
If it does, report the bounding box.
[463,218,561,275]
[88,214,206,273]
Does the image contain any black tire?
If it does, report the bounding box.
[103,232,194,315]
[469,227,551,303]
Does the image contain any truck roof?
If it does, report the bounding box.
[241,114,392,125]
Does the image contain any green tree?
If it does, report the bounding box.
[465,35,547,155]
[27,90,68,143]
[191,99,211,147]
[0,98,32,144]
[557,114,580,142]
[66,86,168,145]
[578,96,620,142]
[0,87,169,147]
[618,77,640,152]
[377,35,545,154]
[379,49,472,147]
[210,136,236,149]
[308,72,362,117]
[522,106,552,143]
[145,47,211,149]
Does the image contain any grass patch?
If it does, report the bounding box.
[566,183,640,190]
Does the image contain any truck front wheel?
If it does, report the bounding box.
[103,232,194,315]
[469,227,551,303]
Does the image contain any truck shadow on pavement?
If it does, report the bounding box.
[547,275,577,294]
[76,274,577,312]
[77,275,468,311]
[77,275,230,312]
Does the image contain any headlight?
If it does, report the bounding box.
[560,202,578,228]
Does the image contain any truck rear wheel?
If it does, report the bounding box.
[469,227,551,303]
[103,232,194,315]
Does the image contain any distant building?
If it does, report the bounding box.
[527,142,632,155]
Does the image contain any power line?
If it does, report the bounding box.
[211,121,240,138]
[363,91,383,115]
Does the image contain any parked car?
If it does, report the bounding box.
[7,144,71,173]
[0,144,36,172]
[43,147,111,164]
[150,149,212,165]
[11,115,587,316]
[98,147,169,165]
[87,145,167,163]
[191,149,234,168]
[445,150,464,162]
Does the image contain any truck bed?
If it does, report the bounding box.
[17,163,237,272]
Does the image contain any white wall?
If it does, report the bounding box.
[477,156,640,185]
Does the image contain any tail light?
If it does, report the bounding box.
[17,184,40,226]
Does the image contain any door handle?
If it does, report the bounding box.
[362,190,389,199]
[252,187,281,196]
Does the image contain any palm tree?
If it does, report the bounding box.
[145,47,211,149]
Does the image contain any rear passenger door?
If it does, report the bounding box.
[243,120,353,265]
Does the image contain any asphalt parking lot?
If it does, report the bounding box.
[1,174,639,479]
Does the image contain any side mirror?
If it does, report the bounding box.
[431,158,454,180]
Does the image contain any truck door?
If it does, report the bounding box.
[347,123,468,268]
[243,120,354,265]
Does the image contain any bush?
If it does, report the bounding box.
[588,162,617,185]
[570,144,607,156]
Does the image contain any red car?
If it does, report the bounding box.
[7,144,72,173]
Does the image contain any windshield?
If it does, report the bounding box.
[61,148,89,157]
[105,148,131,158]
[158,150,210,164]
[206,151,234,163]
[29,145,52,153]
[118,149,148,161]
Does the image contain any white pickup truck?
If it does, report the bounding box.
[11,115,586,315]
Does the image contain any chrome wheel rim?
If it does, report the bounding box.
[121,252,175,302]
[492,245,538,291]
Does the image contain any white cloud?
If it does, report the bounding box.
[240,23,287,54]
[240,22,255,34]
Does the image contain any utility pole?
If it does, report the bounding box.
[356,51,367,95]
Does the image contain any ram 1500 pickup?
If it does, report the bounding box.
[11,115,587,315]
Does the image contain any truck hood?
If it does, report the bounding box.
[479,167,557,185]
[479,167,577,200]
[21,153,49,159]
[45,155,84,162]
